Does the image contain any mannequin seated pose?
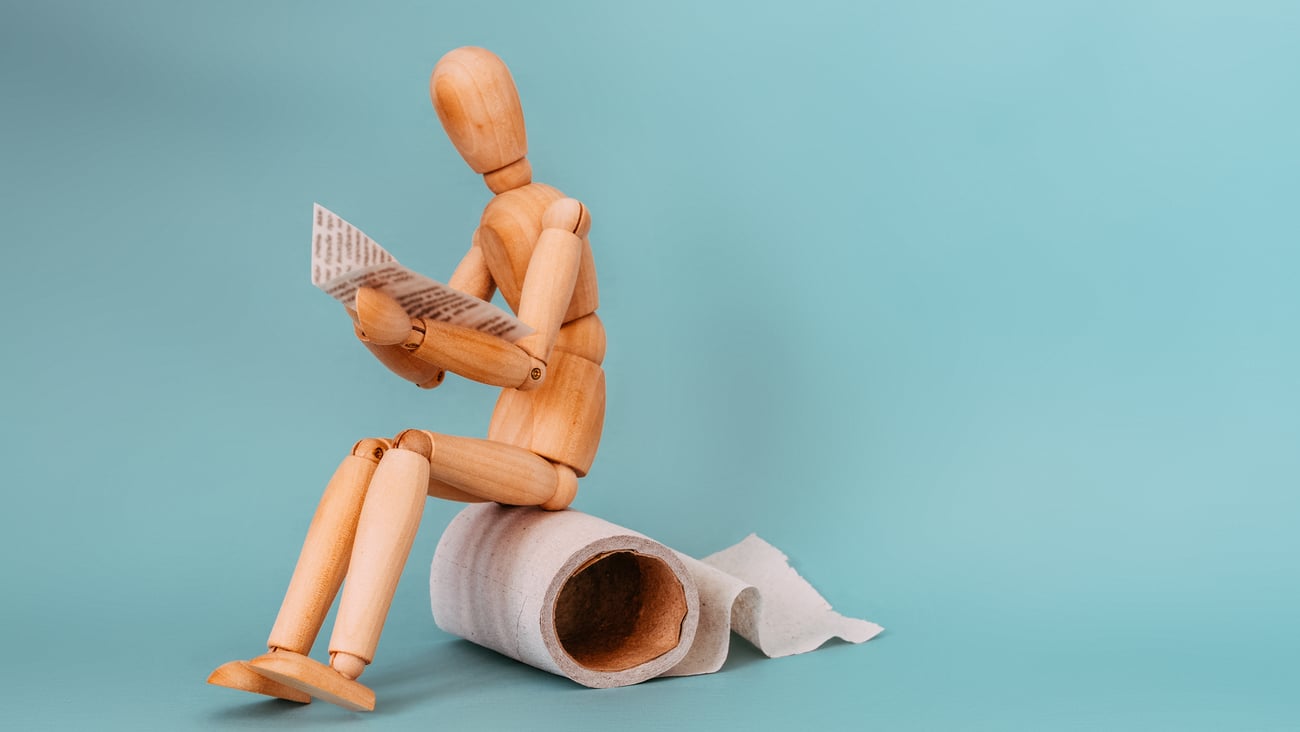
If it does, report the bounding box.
[208,47,605,712]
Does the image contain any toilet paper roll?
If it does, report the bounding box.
[430,504,883,687]
[429,503,700,688]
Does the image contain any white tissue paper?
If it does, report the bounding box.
[430,504,882,687]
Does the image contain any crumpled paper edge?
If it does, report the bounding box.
[665,534,883,676]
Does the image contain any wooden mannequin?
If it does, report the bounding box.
[207,47,605,712]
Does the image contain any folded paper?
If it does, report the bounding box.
[310,204,532,341]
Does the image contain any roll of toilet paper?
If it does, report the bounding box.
[429,504,882,687]
[429,503,700,688]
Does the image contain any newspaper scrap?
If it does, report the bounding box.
[310,203,532,342]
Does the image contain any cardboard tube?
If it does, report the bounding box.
[429,504,699,688]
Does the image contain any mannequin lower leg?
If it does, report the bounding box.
[326,430,432,678]
[266,438,389,654]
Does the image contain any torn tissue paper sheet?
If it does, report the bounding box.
[666,536,884,676]
[310,203,532,341]
[430,504,882,687]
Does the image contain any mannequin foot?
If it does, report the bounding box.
[247,650,376,712]
[207,659,311,704]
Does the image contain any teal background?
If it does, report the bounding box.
[2,1,1297,729]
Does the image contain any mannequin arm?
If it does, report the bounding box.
[352,322,446,389]
[512,198,588,364]
[350,232,496,387]
[355,287,544,391]
[447,230,496,302]
[355,203,587,390]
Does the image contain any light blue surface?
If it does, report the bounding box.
[2,1,1298,729]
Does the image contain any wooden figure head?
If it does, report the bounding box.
[431,47,531,192]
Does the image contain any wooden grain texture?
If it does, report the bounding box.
[525,350,606,476]
[446,232,496,302]
[431,46,527,175]
[478,183,563,308]
[478,184,600,324]
[248,650,376,712]
[354,324,445,388]
[487,348,605,476]
[553,313,607,364]
[266,439,386,654]
[563,233,600,323]
[207,660,312,704]
[354,288,414,346]
[427,474,491,503]
[514,205,586,362]
[407,318,542,390]
[424,431,559,505]
[483,157,533,194]
[540,463,579,511]
[328,432,431,670]
[544,197,599,325]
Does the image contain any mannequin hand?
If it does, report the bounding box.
[354,287,413,346]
